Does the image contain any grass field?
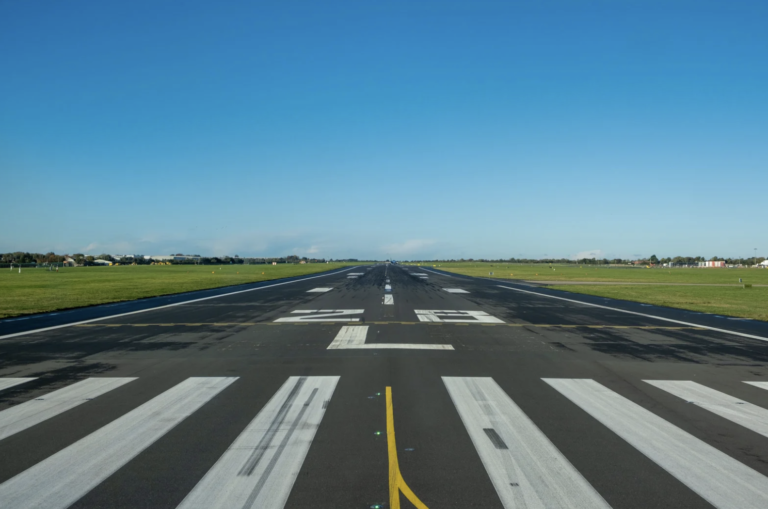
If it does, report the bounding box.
[424,262,768,322]
[0,263,358,319]
[424,262,768,285]
[545,284,768,322]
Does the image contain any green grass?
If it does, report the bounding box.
[424,262,768,322]
[426,262,768,284]
[548,285,768,322]
[0,263,359,319]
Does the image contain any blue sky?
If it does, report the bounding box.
[1,0,766,260]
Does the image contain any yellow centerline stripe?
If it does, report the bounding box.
[387,387,429,509]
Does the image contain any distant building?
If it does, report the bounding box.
[93,259,113,266]
[698,261,726,268]
[760,260,768,267]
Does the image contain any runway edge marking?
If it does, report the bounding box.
[497,285,768,343]
[0,266,359,340]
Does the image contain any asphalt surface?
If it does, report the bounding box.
[2,264,768,509]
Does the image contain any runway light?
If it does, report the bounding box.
[374,431,382,435]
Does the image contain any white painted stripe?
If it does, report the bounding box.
[443,288,469,294]
[327,325,369,349]
[444,377,609,509]
[411,273,427,276]
[0,267,360,340]
[0,377,237,509]
[384,284,392,291]
[360,344,453,350]
[422,267,456,278]
[646,380,768,439]
[0,378,35,392]
[544,378,768,509]
[348,273,364,275]
[326,325,453,350]
[383,295,394,305]
[177,376,338,509]
[498,285,768,343]
[306,287,333,293]
[745,381,768,391]
[0,378,136,441]
[414,310,504,323]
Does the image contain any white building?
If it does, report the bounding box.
[760,260,768,267]
[698,261,726,268]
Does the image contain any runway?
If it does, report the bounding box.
[2,263,768,508]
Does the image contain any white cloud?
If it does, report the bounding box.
[382,239,437,257]
[572,249,604,260]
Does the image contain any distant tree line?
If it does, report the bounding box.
[0,252,335,266]
[409,255,766,266]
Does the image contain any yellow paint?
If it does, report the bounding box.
[387,387,429,509]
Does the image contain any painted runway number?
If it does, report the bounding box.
[415,310,504,323]
[275,310,364,322]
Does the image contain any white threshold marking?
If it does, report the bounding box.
[544,378,768,509]
[177,376,338,509]
[646,381,768,439]
[415,310,504,323]
[306,288,333,293]
[498,285,768,343]
[384,295,394,305]
[0,377,237,509]
[745,381,768,391]
[444,377,609,509]
[0,378,135,441]
[275,309,364,323]
[327,326,453,350]
[443,288,469,294]
[0,378,36,392]
[385,284,392,291]
[0,267,360,340]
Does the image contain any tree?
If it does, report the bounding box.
[649,254,659,264]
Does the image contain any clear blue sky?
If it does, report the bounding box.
[1,0,766,260]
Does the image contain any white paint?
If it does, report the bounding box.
[0,378,135,441]
[275,309,364,322]
[544,378,768,509]
[443,288,469,294]
[414,310,504,323]
[444,377,610,509]
[327,326,370,349]
[0,267,360,340]
[646,380,768,439]
[306,288,333,293]
[348,273,364,276]
[411,273,427,276]
[745,381,768,391]
[384,284,392,291]
[347,275,358,279]
[326,325,453,350]
[383,295,394,305]
[498,286,768,343]
[0,378,35,392]
[0,377,237,509]
[177,376,338,509]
